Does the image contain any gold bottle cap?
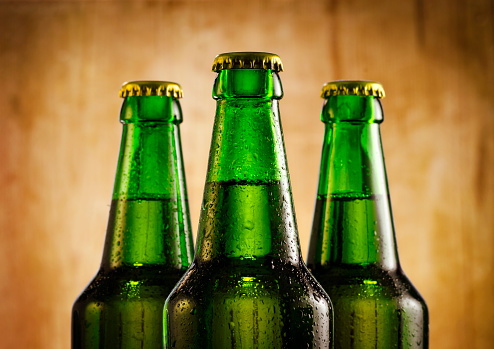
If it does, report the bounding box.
[119,81,183,98]
[212,52,283,72]
[321,80,385,98]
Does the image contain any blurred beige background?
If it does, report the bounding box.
[1,0,493,348]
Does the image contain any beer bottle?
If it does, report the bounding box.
[307,81,429,348]
[72,81,194,348]
[164,52,333,349]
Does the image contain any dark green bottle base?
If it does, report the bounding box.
[72,267,185,349]
[311,266,428,349]
[165,259,332,349]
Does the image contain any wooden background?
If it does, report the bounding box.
[0,0,493,348]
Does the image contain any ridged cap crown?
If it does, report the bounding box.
[321,80,385,98]
[119,81,183,98]
[212,52,283,72]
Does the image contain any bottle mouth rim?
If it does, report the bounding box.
[119,81,183,99]
[212,52,283,72]
[321,80,385,99]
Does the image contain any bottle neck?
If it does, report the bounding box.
[101,96,193,272]
[308,95,400,271]
[195,69,301,266]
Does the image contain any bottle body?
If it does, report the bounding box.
[72,84,194,349]
[165,180,331,348]
[165,58,332,349]
[307,84,428,349]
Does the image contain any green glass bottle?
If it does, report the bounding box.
[72,81,194,349]
[307,81,429,348]
[164,52,333,349]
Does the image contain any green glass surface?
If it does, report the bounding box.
[164,67,333,349]
[72,94,194,348]
[307,93,429,348]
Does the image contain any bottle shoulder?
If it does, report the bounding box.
[167,260,331,309]
[310,264,426,304]
[73,266,186,305]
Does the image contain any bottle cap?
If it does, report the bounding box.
[321,80,385,98]
[212,52,283,72]
[119,81,183,98]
